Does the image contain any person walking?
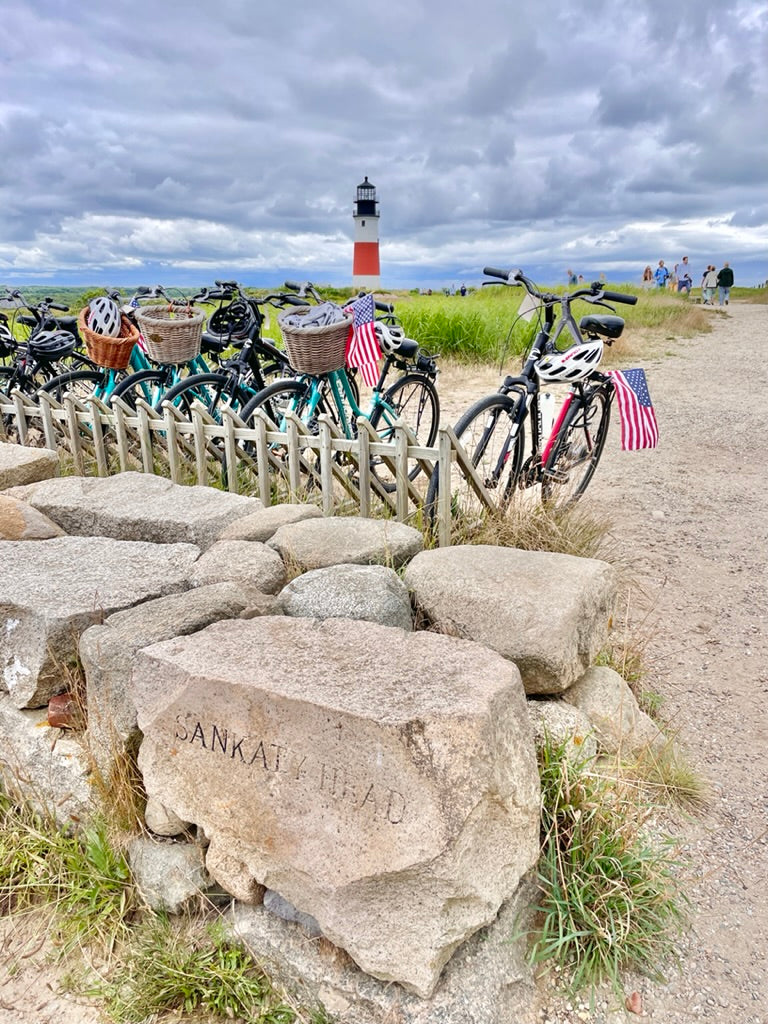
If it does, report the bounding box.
[654,260,670,289]
[642,265,654,289]
[677,256,693,295]
[717,262,734,306]
[702,265,718,304]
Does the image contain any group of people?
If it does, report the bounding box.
[643,259,734,305]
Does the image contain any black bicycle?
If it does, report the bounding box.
[150,281,299,418]
[0,288,96,399]
[426,267,637,522]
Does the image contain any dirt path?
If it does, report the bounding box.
[442,303,768,1022]
[581,302,768,1023]
[2,304,767,1023]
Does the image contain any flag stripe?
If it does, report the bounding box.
[346,293,381,387]
[608,368,659,451]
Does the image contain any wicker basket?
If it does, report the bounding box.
[278,307,352,374]
[133,304,205,364]
[78,308,140,370]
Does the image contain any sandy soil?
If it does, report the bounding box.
[1,302,766,1023]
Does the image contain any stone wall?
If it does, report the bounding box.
[0,448,664,1022]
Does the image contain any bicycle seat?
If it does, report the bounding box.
[579,314,625,340]
[394,337,419,359]
[55,316,79,333]
[200,331,231,355]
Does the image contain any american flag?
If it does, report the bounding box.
[346,293,381,387]
[608,368,659,450]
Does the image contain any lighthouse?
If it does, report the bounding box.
[352,176,381,290]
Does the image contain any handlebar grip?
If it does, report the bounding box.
[374,300,394,313]
[483,266,522,282]
[51,303,69,311]
[282,294,307,306]
[283,280,301,292]
[601,290,638,305]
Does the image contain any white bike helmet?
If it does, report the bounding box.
[373,321,405,354]
[87,296,122,336]
[535,339,604,382]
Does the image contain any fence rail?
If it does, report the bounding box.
[0,388,499,546]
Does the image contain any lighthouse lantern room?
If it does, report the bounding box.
[352,176,381,290]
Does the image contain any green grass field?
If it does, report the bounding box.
[4,282,764,365]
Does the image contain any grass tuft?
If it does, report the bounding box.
[528,734,689,996]
[455,495,615,561]
[98,915,321,1023]
[0,790,135,958]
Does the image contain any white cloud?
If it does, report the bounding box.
[0,0,766,286]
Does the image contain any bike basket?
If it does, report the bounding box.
[78,308,140,370]
[277,306,352,374]
[133,304,205,364]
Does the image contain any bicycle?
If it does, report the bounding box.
[0,288,96,399]
[236,287,440,493]
[37,285,220,407]
[425,266,637,523]
[151,281,297,419]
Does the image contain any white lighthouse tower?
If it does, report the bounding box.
[352,176,381,290]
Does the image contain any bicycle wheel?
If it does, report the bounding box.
[110,369,173,411]
[426,392,524,530]
[37,369,112,403]
[367,372,440,491]
[237,379,320,487]
[158,372,253,419]
[541,385,612,508]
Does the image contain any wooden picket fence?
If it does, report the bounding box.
[0,389,499,546]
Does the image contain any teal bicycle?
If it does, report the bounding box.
[37,285,220,408]
[237,288,440,492]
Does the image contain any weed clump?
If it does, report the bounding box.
[528,735,689,995]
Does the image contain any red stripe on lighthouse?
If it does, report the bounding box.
[353,242,380,276]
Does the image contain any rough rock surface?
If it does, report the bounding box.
[230,880,540,1024]
[217,502,322,541]
[277,563,413,630]
[0,697,91,827]
[561,665,665,754]
[0,493,65,540]
[127,836,213,914]
[267,516,424,571]
[132,615,540,998]
[404,545,616,694]
[79,581,263,775]
[1,536,199,708]
[188,540,287,593]
[526,698,598,761]
[0,441,59,490]
[8,472,261,549]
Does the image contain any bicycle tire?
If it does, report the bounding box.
[37,369,112,403]
[541,385,612,508]
[237,379,320,487]
[110,369,172,412]
[426,392,524,529]
[367,372,440,491]
[157,372,253,419]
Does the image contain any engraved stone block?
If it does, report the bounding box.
[132,616,539,998]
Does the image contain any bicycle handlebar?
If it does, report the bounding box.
[599,289,637,305]
[484,267,638,305]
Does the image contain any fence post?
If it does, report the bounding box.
[162,403,181,483]
[437,428,453,547]
[62,395,85,475]
[89,397,110,477]
[11,391,29,446]
[36,391,59,451]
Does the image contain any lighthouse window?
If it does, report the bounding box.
[361,220,365,226]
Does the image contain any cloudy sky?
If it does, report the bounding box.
[1,0,767,290]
